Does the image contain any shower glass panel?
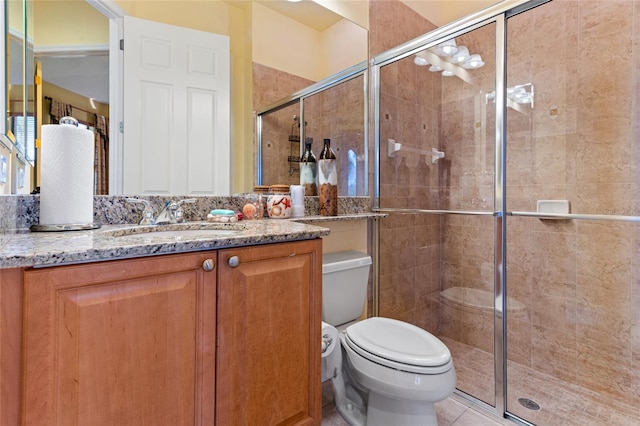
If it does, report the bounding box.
[259,101,301,187]
[377,22,497,407]
[505,1,640,424]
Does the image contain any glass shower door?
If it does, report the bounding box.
[376,21,498,408]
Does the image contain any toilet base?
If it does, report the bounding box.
[367,393,437,426]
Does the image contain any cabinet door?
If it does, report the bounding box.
[22,252,217,426]
[217,239,322,426]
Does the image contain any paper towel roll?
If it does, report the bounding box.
[321,321,339,358]
[40,124,95,225]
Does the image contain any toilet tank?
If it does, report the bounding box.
[322,251,372,327]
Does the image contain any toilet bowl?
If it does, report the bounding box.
[322,252,456,426]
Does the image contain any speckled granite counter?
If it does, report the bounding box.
[1,220,331,269]
[1,213,385,269]
[0,192,384,269]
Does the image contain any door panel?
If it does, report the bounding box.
[123,16,230,195]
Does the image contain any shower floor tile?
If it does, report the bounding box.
[441,337,640,425]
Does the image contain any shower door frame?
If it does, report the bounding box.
[371,0,550,422]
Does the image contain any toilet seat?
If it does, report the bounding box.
[345,317,452,375]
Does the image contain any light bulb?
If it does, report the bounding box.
[429,65,443,72]
[435,39,458,57]
[463,54,484,69]
[451,46,470,64]
[414,55,429,67]
[442,70,454,77]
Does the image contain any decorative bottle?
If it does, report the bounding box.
[318,138,337,216]
[299,138,317,196]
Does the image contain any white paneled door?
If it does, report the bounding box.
[122,16,230,195]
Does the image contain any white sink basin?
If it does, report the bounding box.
[105,222,245,239]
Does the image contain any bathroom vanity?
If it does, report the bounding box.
[0,221,329,426]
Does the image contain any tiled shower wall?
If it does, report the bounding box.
[504,0,640,406]
[373,0,442,330]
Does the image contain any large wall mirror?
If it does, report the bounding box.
[2,0,368,196]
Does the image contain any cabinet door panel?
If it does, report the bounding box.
[22,253,216,426]
[217,239,322,426]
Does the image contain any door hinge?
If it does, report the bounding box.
[120,39,124,51]
[119,122,124,133]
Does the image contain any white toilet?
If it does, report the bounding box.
[321,251,456,426]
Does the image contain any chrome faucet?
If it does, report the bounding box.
[154,199,196,225]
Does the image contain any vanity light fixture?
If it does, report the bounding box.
[451,46,470,64]
[415,38,485,80]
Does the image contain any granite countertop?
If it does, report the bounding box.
[1,213,384,269]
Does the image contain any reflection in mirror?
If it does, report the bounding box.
[32,0,109,194]
[258,101,302,186]
[7,0,25,153]
[252,1,367,194]
[5,0,35,194]
[11,0,367,196]
[302,75,366,196]
[257,67,366,197]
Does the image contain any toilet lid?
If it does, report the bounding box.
[346,317,451,368]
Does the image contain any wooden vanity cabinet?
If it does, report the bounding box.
[21,252,217,426]
[216,239,322,426]
[19,238,322,426]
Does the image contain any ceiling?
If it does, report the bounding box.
[255,0,343,32]
[38,54,110,105]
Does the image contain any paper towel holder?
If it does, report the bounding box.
[30,117,102,232]
[60,116,79,127]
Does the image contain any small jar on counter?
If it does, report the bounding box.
[242,193,264,220]
[253,185,270,217]
[267,185,292,219]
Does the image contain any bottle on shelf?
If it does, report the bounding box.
[318,138,337,216]
[300,138,317,196]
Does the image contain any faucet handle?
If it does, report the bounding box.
[175,198,196,223]
[126,198,155,225]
